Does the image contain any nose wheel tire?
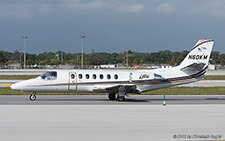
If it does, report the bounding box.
[117,96,125,102]
[29,94,36,101]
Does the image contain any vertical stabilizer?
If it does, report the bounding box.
[178,39,214,75]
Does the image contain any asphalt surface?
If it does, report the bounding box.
[0,105,224,141]
[0,95,225,105]
[1,95,225,141]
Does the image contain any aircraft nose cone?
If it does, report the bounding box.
[11,83,20,91]
[10,83,16,90]
[11,80,31,92]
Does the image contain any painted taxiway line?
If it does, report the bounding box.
[1,83,11,87]
[200,82,222,87]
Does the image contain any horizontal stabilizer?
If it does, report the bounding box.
[180,63,206,75]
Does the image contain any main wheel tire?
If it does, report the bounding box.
[118,96,125,102]
[108,93,116,100]
[29,94,36,101]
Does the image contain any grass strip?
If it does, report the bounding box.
[204,75,225,80]
[0,75,39,80]
[143,87,225,95]
[1,87,225,95]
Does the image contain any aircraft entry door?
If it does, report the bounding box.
[68,72,77,91]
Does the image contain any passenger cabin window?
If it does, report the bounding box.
[107,74,111,79]
[100,74,103,79]
[78,74,82,79]
[86,74,90,79]
[41,71,57,80]
[71,74,75,79]
[114,74,118,79]
[93,74,96,79]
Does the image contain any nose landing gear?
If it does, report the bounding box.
[29,93,36,101]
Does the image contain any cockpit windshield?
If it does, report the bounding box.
[41,71,57,80]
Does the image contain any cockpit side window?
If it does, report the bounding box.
[41,72,48,79]
[41,71,57,80]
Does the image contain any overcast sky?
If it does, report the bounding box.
[0,0,225,54]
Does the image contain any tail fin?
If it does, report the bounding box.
[178,39,214,75]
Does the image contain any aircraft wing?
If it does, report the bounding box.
[92,84,139,94]
[92,74,166,94]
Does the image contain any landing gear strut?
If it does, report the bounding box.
[117,86,126,102]
[117,96,125,102]
[108,93,116,100]
[29,93,36,101]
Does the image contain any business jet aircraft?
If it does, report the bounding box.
[11,39,214,102]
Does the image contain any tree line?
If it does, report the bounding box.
[0,50,224,66]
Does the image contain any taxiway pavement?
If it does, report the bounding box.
[0,69,44,75]
[1,95,225,141]
[0,95,225,105]
[0,105,224,141]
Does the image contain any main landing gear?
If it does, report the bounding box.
[108,93,116,100]
[108,93,125,102]
[108,86,127,102]
[117,96,125,102]
[29,93,36,101]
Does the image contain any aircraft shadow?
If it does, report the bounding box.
[33,96,225,103]
[36,98,150,103]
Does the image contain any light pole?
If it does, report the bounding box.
[21,36,28,69]
[126,51,128,68]
[20,52,22,69]
[80,35,85,68]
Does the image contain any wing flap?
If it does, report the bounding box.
[92,84,139,93]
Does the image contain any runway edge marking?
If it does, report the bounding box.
[2,83,11,87]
